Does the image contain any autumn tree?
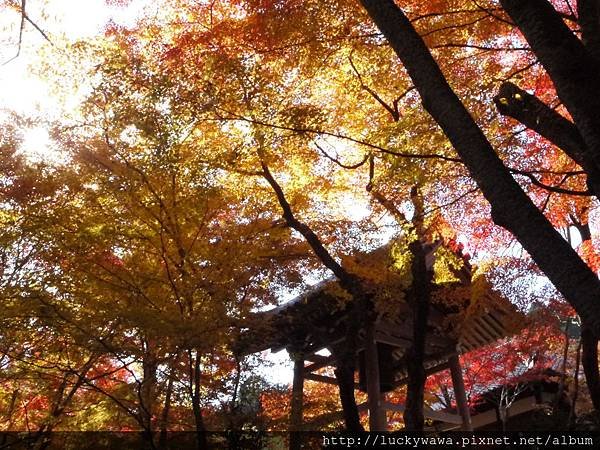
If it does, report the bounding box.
[0,37,314,448]
[5,0,600,435]
[38,0,600,429]
[355,0,600,411]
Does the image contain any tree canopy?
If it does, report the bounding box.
[1,0,600,443]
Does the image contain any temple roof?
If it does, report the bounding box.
[237,241,525,387]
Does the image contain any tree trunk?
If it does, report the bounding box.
[289,352,305,450]
[581,327,600,411]
[333,359,364,432]
[569,337,583,428]
[403,240,431,431]
[358,0,600,337]
[554,321,571,412]
[140,348,158,450]
[500,0,600,171]
[578,0,600,62]
[190,350,208,450]
[499,405,507,433]
[571,220,600,413]
[158,366,175,450]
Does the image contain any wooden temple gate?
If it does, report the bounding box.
[237,245,523,432]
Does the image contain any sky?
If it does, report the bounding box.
[0,0,150,160]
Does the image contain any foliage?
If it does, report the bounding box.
[0,0,599,435]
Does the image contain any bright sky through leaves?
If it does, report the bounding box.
[0,0,149,160]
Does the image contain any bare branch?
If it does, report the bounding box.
[432,43,531,52]
[419,187,480,218]
[510,167,591,196]
[2,0,52,65]
[314,141,370,169]
[259,156,358,288]
[215,109,463,163]
[348,54,403,121]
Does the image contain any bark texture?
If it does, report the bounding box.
[190,351,208,450]
[334,361,365,432]
[578,0,600,62]
[582,326,600,411]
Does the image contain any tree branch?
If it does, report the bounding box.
[510,167,592,196]
[500,0,600,174]
[2,0,52,65]
[314,142,370,169]
[359,0,600,335]
[259,158,358,288]
[215,109,463,163]
[494,81,600,197]
[578,0,600,62]
[349,54,401,121]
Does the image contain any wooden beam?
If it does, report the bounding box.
[305,373,361,389]
[305,373,337,385]
[449,355,473,431]
[375,320,448,348]
[304,402,369,429]
[304,353,330,363]
[302,336,345,355]
[382,401,463,425]
[471,321,497,343]
[365,323,387,431]
[432,395,544,431]
[357,402,369,412]
[374,330,412,349]
[480,314,505,336]
[303,355,336,374]
[393,360,450,387]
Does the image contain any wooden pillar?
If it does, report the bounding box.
[290,352,304,450]
[449,354,473,431]
[365,324,387,431]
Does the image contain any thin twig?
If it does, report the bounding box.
[314,141,370,169]
[215,109,464,164]
[2,0,53,65]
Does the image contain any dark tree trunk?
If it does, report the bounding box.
[569,337,583,428]
[571,220,600,413]
[403,240,432,431]
[581,327,600,411]
[358,0,600,337]
[158,369,174,450]
[190,351,208,450]
[500,0,600,171]
[578,0,600,62]
[289,353,304,450]
[334,359,364,432]
[140,347,158,450]
[554,321,570,413]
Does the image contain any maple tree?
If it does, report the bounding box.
[2,0,600,437]
[426,300,574,427]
